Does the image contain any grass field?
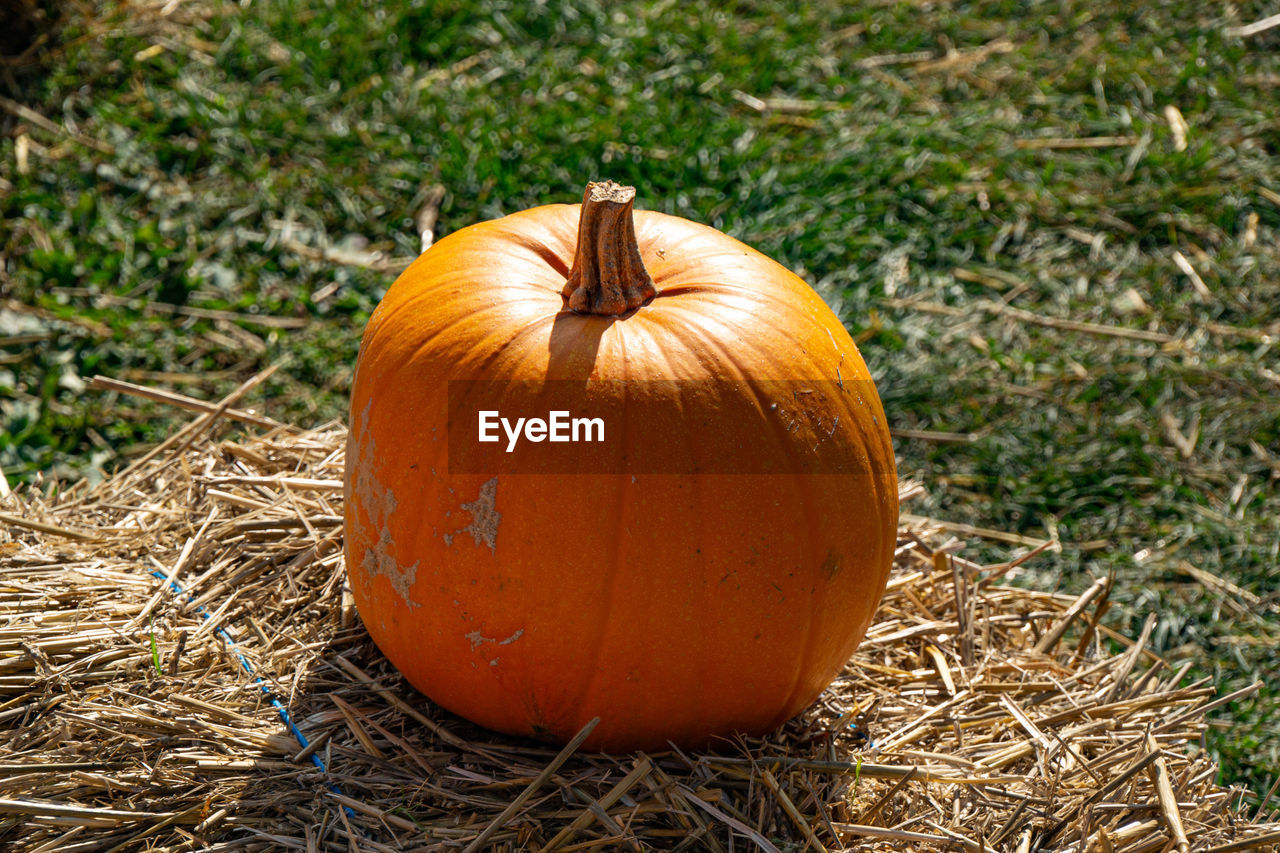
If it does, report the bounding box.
[2,0,1278,793]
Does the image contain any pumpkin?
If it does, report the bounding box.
[344,181,898,752]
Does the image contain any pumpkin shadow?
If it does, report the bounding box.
[545,309,617,382]
[255,607,879,848]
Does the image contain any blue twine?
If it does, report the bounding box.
[149,570,355,816]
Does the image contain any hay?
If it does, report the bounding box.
[1,377,1277,852]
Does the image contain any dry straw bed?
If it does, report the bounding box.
[0,374,1277,852]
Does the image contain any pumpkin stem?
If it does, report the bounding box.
[563,180,656,315]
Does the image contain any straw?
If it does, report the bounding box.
[0,378,1276,851]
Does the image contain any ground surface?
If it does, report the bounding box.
[1,0,1278,792]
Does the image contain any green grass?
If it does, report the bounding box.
[3,0,1278,793]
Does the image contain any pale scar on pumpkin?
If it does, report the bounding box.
[465,628,524,650]
[443,476,500,551]
[353,400,421,607]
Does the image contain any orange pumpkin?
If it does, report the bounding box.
[344,181,898,751]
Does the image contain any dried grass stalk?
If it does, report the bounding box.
[0,385,1276,851]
